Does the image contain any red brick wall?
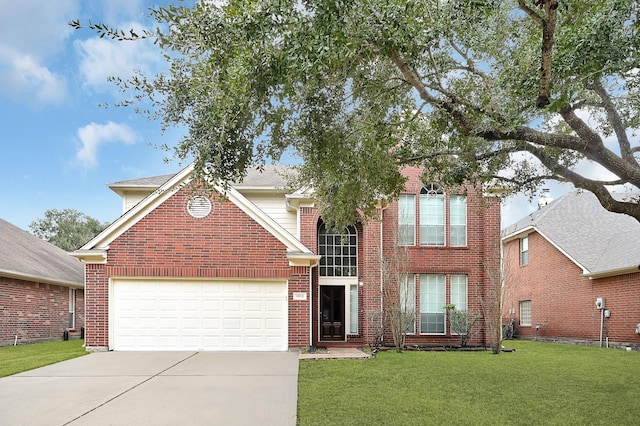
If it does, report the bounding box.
[0,276,84,345]
[288,266,311,347]
[379,167,501,347]
[297,166,501,348]
[503,232,640,346]
[594,272,640,345]
[84,186,309,350]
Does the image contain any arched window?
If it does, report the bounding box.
[318,223,358,277]
[419,183,445,246]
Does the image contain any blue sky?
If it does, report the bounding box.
[0,0,565,233]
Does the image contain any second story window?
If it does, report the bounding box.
[398,195,416,246]
[520,236,529,266]
[449,195,467,246]
[419,183,445,246]
[318,223,358,277]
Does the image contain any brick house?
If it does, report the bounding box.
[502,191,640,348]
[0,218,85,345]
[72,164,501,351]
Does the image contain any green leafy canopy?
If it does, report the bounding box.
[73,0,640,227]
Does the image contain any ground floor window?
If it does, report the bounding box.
[417,274,469,335]
[519,300,532,326]
[400,274,416,334]
[69,288,76,329]
[420,274,446,334]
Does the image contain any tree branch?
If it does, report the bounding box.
[587,79,636,165]
[526,142,640,218]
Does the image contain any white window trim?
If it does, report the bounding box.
[398,194,416,246]
[520,300,532,326]
[520,236,529,266]
[419,274,446,335]
[449,195,467,247]
[419,186,446,247]
[69,288,76,329]
[319,277,359,339]
[400,274,416,335]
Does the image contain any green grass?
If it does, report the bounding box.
[297,341,640,425]
[0,340,87,378]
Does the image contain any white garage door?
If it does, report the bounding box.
[111,279,288,351]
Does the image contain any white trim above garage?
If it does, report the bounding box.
[110,278,288,351]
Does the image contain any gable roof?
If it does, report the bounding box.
[108,165,293,193]
[502,191,640,278]
[0,218,84,288]
[74,163,318,267]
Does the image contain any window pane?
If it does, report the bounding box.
[420,194,445,246]
[400,274,416,334]
[520,300,532,326]
[398,195,416,246]
[520,236,529,266]
[350,284,358,334]
[450,275,468,310]
[450,196,467,246]
[419,274,445,333]
[318,224,358,277]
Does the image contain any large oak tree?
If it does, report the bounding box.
[74,0,640,228]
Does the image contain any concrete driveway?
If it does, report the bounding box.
[0,351,299,426]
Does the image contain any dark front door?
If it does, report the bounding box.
[320,286,345,341]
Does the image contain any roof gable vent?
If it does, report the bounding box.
[187,196,212,218]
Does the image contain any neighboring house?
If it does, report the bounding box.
[72,164,501,352]
[502,191,640,348]
[0,219,85,345]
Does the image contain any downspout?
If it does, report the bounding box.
[309,263,315,351]
[378,204,388,345]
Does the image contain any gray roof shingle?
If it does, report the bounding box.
[108,165,294,190]
[0,219,84,286]
[502,191,640,275]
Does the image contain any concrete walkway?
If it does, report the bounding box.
[0,351,298,426]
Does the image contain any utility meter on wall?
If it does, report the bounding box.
[595,297,605,310]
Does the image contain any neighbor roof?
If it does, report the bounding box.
[502,191,640,278]
[0,218,84,287]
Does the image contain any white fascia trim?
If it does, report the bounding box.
[0,268,83,289]
[287,251,321,267]
[501,226,589,274]
[79,164,196,250]
[505,227,589,274]
[224,185,313,254]
[69,248,108,264]
[501,225,536,243]
[82,162,313,256]
[583,265,640,279]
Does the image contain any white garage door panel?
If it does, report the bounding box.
[112,280,287,351]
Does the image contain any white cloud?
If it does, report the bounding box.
[74,31,164,94]
[0,0,78,105]
[0,47,67,105]
[75,121,138,168]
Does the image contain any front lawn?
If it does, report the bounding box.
[0,340,87,378]
[297,341,640,425]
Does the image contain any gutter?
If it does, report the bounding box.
[583,264,640,280]
[0,268,83,289]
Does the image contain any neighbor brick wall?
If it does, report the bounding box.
[0,276,84,345]
[593,272,640,345]
[83,186,309,350]
[501,231,639,344]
